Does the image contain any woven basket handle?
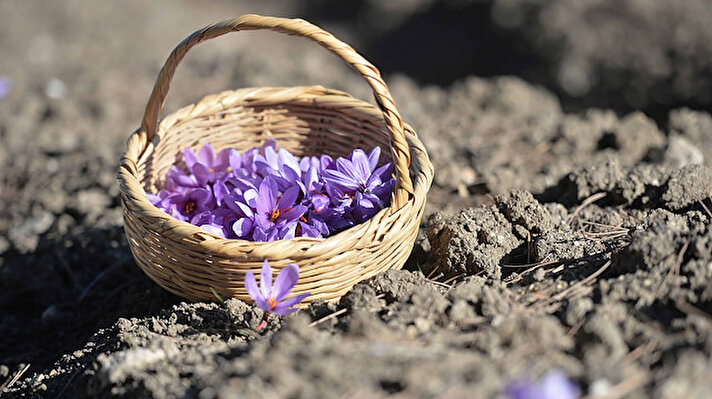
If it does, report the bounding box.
[139,14,414,208]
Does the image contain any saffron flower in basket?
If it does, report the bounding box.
[506,370,580,399]
[148,141,396,241]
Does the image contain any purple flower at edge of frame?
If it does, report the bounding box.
[244,259,310,315]
[0,76,11,100]
[506,370,580,399]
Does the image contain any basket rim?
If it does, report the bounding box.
[119,85,434,257]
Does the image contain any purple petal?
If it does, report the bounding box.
[279,205,307,223]
[256,178,278,214]
[323,169,360,191]
[199,143,215,166]
[200,223,225,237]
[303,167,320,191]
[189,188,212,205]
[264,145,278,169]
[244,271,269,311]
[232,218,253,237]
[335,157,360,181]
[310,194,330,212]
[0,76,11,100]
[213,180,228,205]
[229,150,242,171]
[320,155,335,171]
[166,166,198,190]
[367,147,381,172]
[147,193,162,205]
[184,148,198,170]
[506,381,540,399]
[215,148,232,171]
[277,222,298,240]
[272,293,311,315]
[272,264,299,301]
[540,371,580,399]
[373,163,394,181]
[243,188,259,208]
[252,226,271,242]
[298,221,322,238]
[255,214,273,230]
[277,185,300,210]
[358,196,375,209]
[192,163,211,186]
[351,149,371,179]
[260,259,272,299]
[234,201,254,218]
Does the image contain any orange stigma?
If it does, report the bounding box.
[268,297,278,309]
[270,208,281,222]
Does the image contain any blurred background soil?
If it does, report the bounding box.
[1,1,711,398]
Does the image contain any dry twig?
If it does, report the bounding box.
[0,363,30,394]
[310,308,348,327]
[568,192,607,226]
[655,242,689,298]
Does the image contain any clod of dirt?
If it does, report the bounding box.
[609,164,669,207]
[447,277,516,318]
[661,135,705,169]
[362,269,429,303]
[496,190,553,234]
[654,351,712,398]
[553,156,626,205]
[668,108,712,167]
[614,209,704,273]
[533,231,606,263]
[662,165,712,211]
[426,206,521,279]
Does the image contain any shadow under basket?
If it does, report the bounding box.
[118,14,434,304]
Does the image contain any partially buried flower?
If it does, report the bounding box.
[506,370,580,399]
[244,259,310,316]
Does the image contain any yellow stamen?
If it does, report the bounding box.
[268,297,278,309]
[270,208,280,222]
[185,201,196,214]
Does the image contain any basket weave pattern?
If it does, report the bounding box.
[118,15,433,303]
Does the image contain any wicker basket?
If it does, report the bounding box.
[118,14,433,303]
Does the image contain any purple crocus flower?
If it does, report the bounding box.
[251,177,307,241]
[322,147,394,221]
[160,188,214,222]
[192,210,226,237]
[150,141,395,242]
[244,259,310,316]
[165,165,202,191]
[506,370,580,399]
[184,144,232,184]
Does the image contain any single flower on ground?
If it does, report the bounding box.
[244,259,310,316]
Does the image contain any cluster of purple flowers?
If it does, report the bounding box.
[148,140,395,241]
